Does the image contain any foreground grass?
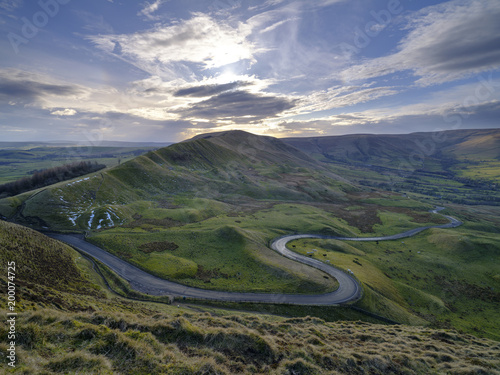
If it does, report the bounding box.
[1,308,499,374]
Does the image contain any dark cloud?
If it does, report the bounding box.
[174,81,250,97]
[179,90,296,122]
[412,11,500,73]
[279,101,500,136]
[0,77,81,104]
[343,1,500,84]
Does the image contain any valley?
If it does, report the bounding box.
[1,129,499,374]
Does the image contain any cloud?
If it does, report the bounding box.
[296,84,399,114]
[138,0,168,20]
[89,14,255,77]
[179,90,297,123]
[74,10,114,33]
[259,17,299,34]
[51,109,77,116]
[341,0,500,85]
[0,0,22,12]
[274,99,500,137]
[0,70,82,105]
[173,81,251,98]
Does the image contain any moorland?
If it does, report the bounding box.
[1,129,499,374]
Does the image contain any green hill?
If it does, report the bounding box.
[1,220,499,375]
[284,128,500,205]
[282,128,500,166]
[0,130,499,344]
[0,130,352,231]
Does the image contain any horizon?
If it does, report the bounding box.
[1,126,499,146]
[1,0,500,142]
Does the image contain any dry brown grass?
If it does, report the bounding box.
[2,309,499,374]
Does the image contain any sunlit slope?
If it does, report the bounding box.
[0,131,353,231]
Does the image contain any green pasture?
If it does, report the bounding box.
[288,223,500,340]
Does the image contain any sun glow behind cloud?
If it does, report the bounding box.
[0,0,499,141]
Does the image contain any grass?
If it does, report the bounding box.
[84,200,445,295]
[87,220,339,294]
[1,204,500,374]
[287,221,500,340]
[2,307,499,374]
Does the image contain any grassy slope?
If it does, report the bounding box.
[283,128,500,205]
[288,206,500,340]
[1,220,499,375]
[0,130,499,340]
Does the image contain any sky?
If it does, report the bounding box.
[0,0,499,142]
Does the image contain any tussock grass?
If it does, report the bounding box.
[3,308,499,374]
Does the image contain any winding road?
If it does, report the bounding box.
[47,207,461,306]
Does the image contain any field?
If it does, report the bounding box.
[1,220,499,375]
[0,145,165,185]
[84,196,448,293]
[288,210,500,340]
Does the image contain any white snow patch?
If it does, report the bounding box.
[96,218,104,230]
[68,213,80,226]
[88,210,95,228]
[67,177,90,186]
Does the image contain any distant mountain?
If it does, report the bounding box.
[0,141,173,149]
[282,128,500,166]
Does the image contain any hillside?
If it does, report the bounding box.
[282,128,500,166]
[284,128,500,205]
[0,130,499,342]
[1,220,499,375]
[0,131,353,230]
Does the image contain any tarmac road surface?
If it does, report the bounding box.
[46,207,461,305]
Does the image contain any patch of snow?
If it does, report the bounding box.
[68,213,79,226]
[105,211,114,226]
[67,177,91,186]
[96,218,104,230]
[88,210,95,228]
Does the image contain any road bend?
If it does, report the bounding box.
[46,208,461,306]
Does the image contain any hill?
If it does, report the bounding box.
[0,131,359,296]
[283,128,500,205]
[0,130,499,341]
[0,130,353,231]
[1,220,499,374]
[282,128,500,165]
